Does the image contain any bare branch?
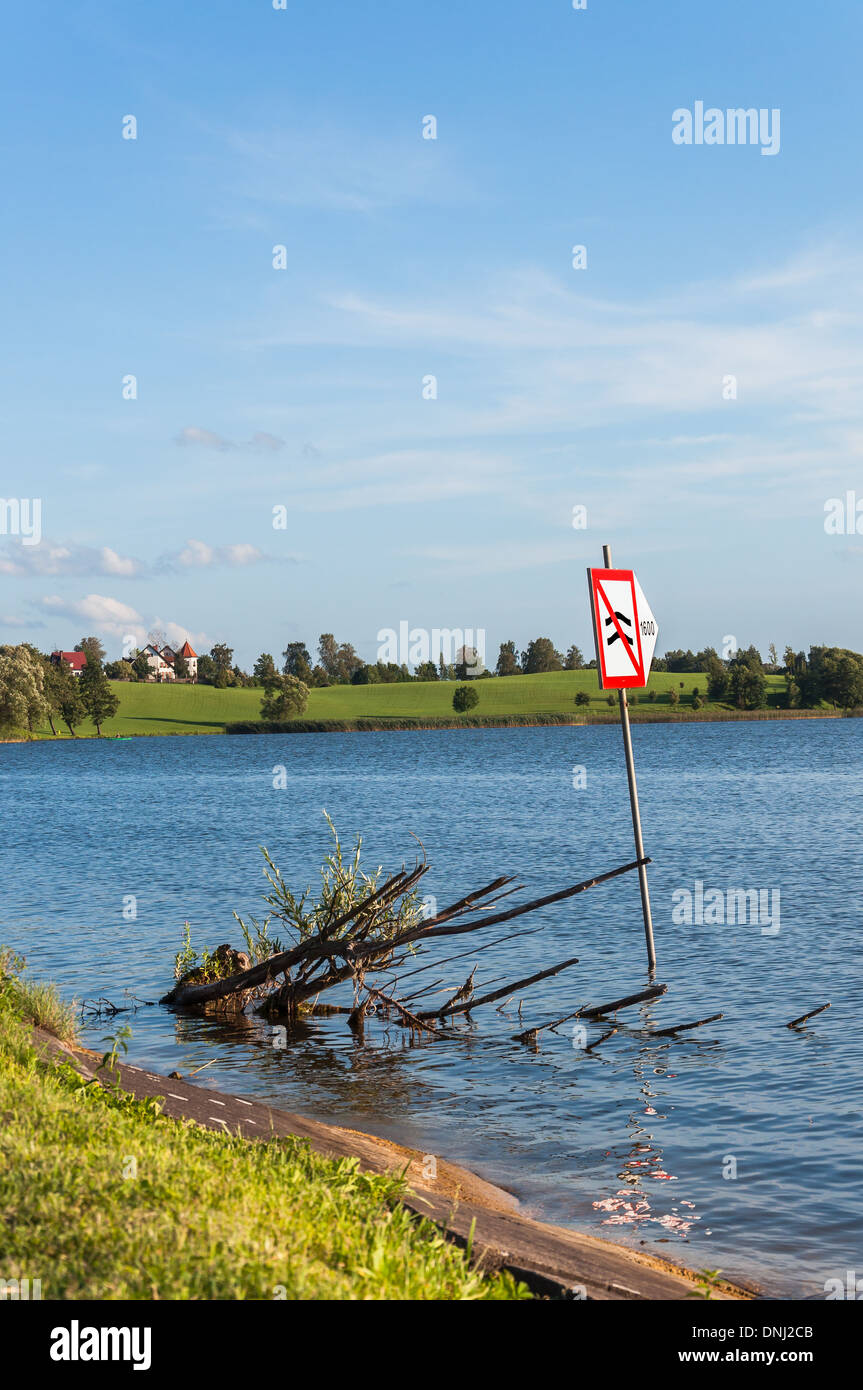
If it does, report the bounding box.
[417,956,580,1021]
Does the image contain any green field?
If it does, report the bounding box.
[20,669,798,739]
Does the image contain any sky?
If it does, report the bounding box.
[2,0,862,670]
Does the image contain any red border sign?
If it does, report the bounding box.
[587,568,647,688]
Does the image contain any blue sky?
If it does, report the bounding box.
[2,0,862,668]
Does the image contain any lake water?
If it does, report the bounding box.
[2,721,861,1297]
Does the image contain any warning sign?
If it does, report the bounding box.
[587,567,658,689]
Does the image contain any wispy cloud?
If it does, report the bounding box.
[223,125,472,215]
[413,539,577,578]
[2,614,43,629]
[290,449,514,512]
[174,426,236,452]
[174,427,285,452]
[245,245,863,444]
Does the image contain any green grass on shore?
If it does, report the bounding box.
[0,958,528,1301]
[16,669,803,739]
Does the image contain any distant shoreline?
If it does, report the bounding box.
[225,708,855,734]
[4,707,858,743]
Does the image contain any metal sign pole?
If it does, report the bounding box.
[602,543,657,973]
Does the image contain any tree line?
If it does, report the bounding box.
[237,636,863,719]
[3,631,862,736]
[660,643,863,711]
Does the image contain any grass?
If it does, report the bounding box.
[0,958,529,1301]
[0,948,78,1042]
[14,669,806,739]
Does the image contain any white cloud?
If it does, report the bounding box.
[173,539,263,568]
[2,534,270,580]
[223,543,261,566]
[40,594,144,636]
[0,541,141,579]
[178,539,215,567]
[37,595,210,654]
[100,547,138,577]
[152,618,211,653]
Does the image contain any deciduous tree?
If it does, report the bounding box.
[452,684,479,713]
[210,643,234,689]
[283,642,313,683]
[496,640,519,677]
[0,645,50,735]
[253,653,278,687]
[260,674,310,721]
[74,636,106,665]
[520,637,562,674]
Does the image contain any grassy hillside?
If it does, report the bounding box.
[21,669,795,738]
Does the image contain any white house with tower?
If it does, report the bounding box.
[140,641,198,682]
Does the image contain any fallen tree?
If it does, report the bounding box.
[160,816,650,1037]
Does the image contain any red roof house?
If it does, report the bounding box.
[51,650,87,677]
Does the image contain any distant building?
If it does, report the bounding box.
[175,640,198,680]
[140,641,198,682]
[51,650,87,677]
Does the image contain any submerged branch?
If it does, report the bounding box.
[417,956,581,1021]
[161,826,650,1052]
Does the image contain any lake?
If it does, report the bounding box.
[2,720,861,1297]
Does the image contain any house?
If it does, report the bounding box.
[51,650,87,677]
[140,641,198,682]
[175,641,198,680]
[141,643,173,681]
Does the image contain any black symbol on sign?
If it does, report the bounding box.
[604,612,634,648]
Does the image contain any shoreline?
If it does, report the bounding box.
[36,1024,753,1301]
[3,706,857,744]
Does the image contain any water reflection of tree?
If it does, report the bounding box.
[168,1004,441,1129]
